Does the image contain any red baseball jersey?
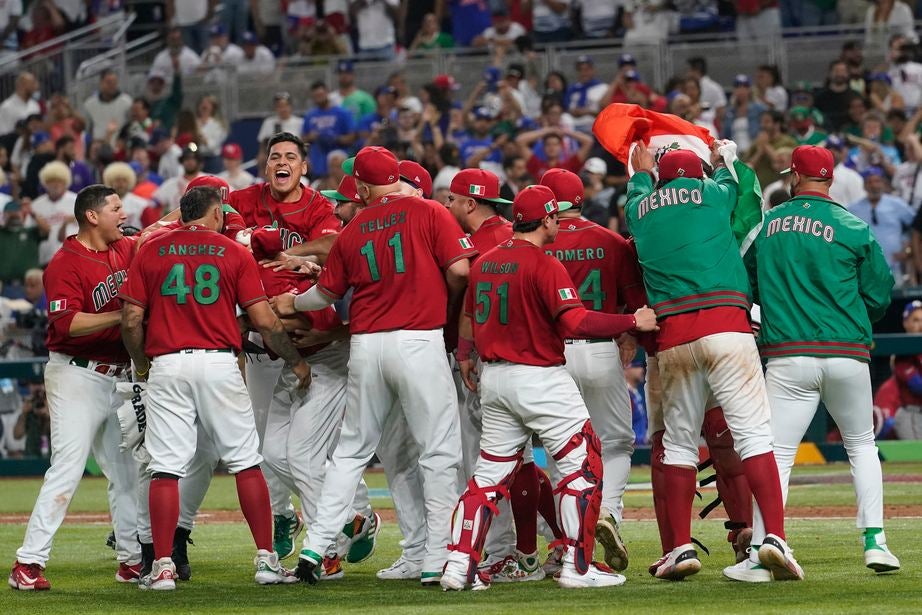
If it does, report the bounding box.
[547,217,646,315]
[229,183,341,250]
[318,193,476,334]
[140,205,247,246]
[120,227,267,356]
[465,239,583,366]
[469,215,513,262]
[45,236,137,364]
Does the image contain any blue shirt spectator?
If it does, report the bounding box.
[449,0,492,47]
[459,107,502,166]
[302,82,355,177]
[849,168,916,282]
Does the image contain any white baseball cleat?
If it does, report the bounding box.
[654,544,701,581]
[758,534,804,581]
[254,550,299,585]
[863,530,900,573]
[557,562,626,589]
[723,549,772,583]
[595,508,629,572]
[140,557,176,591]
[439,560,469,592]
[376,555,423,580]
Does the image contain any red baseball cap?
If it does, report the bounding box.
[185,174,230,204]
[782,145,834,180]
[658,150,704,180]
[250,226,283,261]
[450,168,512,204]
[398,160,433,198]
[433,74,460,91]
[353,146,399,186]
[321,174,360,202]
[221,143,243,160]
[539,168,584,211]
[513,184,559,224]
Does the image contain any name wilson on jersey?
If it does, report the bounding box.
[636,186,704,219]
[764,214,835,243]
[92,269,128,311]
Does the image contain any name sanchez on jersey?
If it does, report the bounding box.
[636,186,703,219]
[764,214,835,242]
[158,243,228,257]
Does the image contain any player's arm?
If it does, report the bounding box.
[858,228,895,323]
[120,302,149,378]
[445,257,470,321]
[246,300,312,389]
[557,305,658,339]
[281,233,338,262]
[69,311,123,337]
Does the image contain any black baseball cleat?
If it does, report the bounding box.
[172,527,193,581]
[140,542,155,578]
[653,543,702,581]
[295,552,321,585]
[106,531,116,550]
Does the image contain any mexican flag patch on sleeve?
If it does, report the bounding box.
[49,299,67,313]
[558,288,577,300]
[459,237,474,249]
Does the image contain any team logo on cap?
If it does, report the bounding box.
[515,212,523,220]
[388,174,395,182]
[470,185,485,196]
[677,168,686,177]
[544,201,555,213]
[820,167,828,176]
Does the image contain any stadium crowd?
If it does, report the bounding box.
[3,0,922,459]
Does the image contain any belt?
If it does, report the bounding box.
[564,338,611,345]
[178,348,235,354]
[69,357,128,378]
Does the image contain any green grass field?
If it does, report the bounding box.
[2,463,921,614]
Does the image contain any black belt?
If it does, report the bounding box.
[69,357,128,378]
[178,348,235,354]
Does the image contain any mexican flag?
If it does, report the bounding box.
[558,288,577,300]
[592,103,714,175]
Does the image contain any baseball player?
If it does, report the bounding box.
[890,300,922,439]
[272,146,472,586]
[229,132,343,558]
[10,185,145,591]
[119,186,310,590]
[726,145,899,582]
[626,143,800,581]
[442,184,657,591]
[539,168,649,573]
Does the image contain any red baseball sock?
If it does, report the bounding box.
[661,464,697,550]
[235,467,273,552]
[536,465,564,539]
[149,477,180,560]
[742,452,785,539]
[650,430,674,554]
[510,462,540,554]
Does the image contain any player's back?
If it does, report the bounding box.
[469,215,513,262]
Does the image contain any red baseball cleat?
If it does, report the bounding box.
[9,560,51,590]
[115,562,142,583]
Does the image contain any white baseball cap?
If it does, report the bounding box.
[583,157,607,176]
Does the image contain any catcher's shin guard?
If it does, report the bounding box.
[446,452,521,583]
[552,420,603,575]
[701,407,753,540]
[650,429,673,554]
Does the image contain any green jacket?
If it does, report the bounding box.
[747,193,893,362]
[625,166,751,318]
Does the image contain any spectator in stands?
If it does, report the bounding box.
[0,201,47,289]
[150,128,182,180]
[868,73,906,113]
[681,77,718,136]
[174,110,204,152]
[472,9,527,49]
[358,85,399,147]
[866,0,917,48]
[815,60,863,131]
[517,125,593,179]
[734,0,781,40]
[302,81,355,177]
[499,154,528,202]
[721,74,766,153]
[687,57,727,122]
[20,0,66,49]
[13,383,50,458]
[457,106,501,169]
[826,134,867,206]
[9,114,43,180]
[447,0,491,47]
[788,0,840,26]
[625,359,647,445]
[504,63,541,119]
[790,106,829,145]
[563,55,609,131]
[0,0,22,60]
[842,96,872,137]
[623,0,678,44]
[200,23,245,68]
[120,98,154,147]
[410,12,454,50]
[102,161,148,229]
[46,94,85,160]
[82,69,132,147]
[330,60,377,123]
[0,72,40,137]
[531,0,572,42]
[432,142,461,196]
[238,31,277,76]
[196,95,227,161]
[840,41,867,94]
[145,144,205,223]
[295,19,349,57]
[578,0,618,37]
[580,157,615,227]
[218,143,256,191]
[145,65,183,132]
[166,0,214,53]
[387,71,422,113]
[30,161,74,265]
[886,35,922,113]
[760,146,794,209]
[219,0,249,44]
[850,167,915,282]
[351,0,399,60]
[753,64,788,111]
[257,92,305,145]
[313,150,348,192]
[151,27,202,81]
[251,0,285,54]
[53,136,92,193]
[846,112,902,175]
[745,109,797,188]
[20,133,55,200]
[885,301,922,439]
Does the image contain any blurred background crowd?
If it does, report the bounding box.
[1,0,922,459]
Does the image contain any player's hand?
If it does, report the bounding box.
[270,293,298,317]
[631,142,655,172]
[291,328,327,348]
[632,306,659,332]
[134,360,151,382]
[459,359,479,393]
[293,361,312,392]
[617,333,637,368]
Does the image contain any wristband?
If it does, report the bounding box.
[456,336,474,362]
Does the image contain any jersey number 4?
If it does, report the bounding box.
[474,281,509,325]
[578,268,606,310]
[160,263,220,305]
[359,233,405,282]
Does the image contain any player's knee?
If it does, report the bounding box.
[840,429,876,452]
[734,434,773,461]
[235,464,263,475]
[151,472,181,481]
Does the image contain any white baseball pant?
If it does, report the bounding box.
[177,427,221,531]
[657,332,773,468]
[304,329,463,573]
[97,412,141,564]
[751,356,885,545]
[646,355,719,440]
[16,352,140,567]
[564,340,633,522]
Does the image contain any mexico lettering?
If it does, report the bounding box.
[92,270,128,311]
[764,215,835,242]
[636,187,703,219]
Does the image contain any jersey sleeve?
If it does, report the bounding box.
[118,259,149,309]
[45,259,85,338]
[316,236,349,300]
[611,233,648,311]
[624,171,654,229]
[541,257,584,317]
[708,166,739,216]
[857,227,895,323]
[306,190,342,240]
[234,246,269,308]
[222,206,247,236]
[430,203,478,268]
[463,282,474,317]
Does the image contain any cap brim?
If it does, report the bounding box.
[779,167,792,175]
[321,189,350,202]
[556,201,575,212]
[483,196,513,205]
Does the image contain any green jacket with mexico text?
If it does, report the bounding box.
[747,193,893,362]
[625,166,751,318]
